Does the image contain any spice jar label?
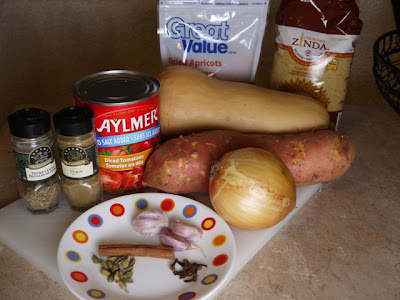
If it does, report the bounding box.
[59,144,99,180]
[13,146,58,182]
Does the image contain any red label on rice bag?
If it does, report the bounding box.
[75,97,161,194]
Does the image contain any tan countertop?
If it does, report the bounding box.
[1,104,400,300]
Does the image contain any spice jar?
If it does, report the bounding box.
[53,106,103,210]
[8,108,61,214]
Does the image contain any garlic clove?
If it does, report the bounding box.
[160,228,205,256]
[131,210,169,236]
[169,219,203,242]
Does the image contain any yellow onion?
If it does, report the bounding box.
[209,148,296,230]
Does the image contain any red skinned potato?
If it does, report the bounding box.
[143,130,356,194]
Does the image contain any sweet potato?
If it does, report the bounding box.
[143,130,356,194]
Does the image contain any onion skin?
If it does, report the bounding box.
[209,148,296,230]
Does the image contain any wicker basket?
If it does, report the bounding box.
[373,30,400,115]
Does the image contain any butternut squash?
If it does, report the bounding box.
[157,66,329,137]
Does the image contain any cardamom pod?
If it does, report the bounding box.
[107,273,115,283]
[128,258,135,267]
[118,280,127,292]
[93,254,135,292]
[125,278,133,284]
[100,260,107,269]
[124,271,133,279]
[122,258,130,268]
[101,268,110,276]
[92,255,100,264]
[107,256,118,262]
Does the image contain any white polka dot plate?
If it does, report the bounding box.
[57,193,236,300]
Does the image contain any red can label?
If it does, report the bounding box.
[75,96,161,194]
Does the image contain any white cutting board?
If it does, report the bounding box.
[0,184,321,296]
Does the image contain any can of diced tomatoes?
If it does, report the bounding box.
[73,70,161,194]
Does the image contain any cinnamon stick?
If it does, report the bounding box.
[98,244,175,259]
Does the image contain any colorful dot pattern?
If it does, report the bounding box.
[72,230,88,243]
[110,203,124,216]
[212,234,227,247]
[87,289,106,298]
[71,271,88,282]
[65,250,81,263]
[201,217,216,230]
[135,198,149,211]
[59,195,234,299]
[182,204,197,218]
[213,254,229,267]
[179,291,196,300]
[202,274,219,285]
[160,198,175,212]
[88,214,103,227]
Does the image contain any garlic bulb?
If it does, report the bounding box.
[169,220,203,242]
[131,210,169,236]
[209,148,296,230]
[160,228,204,255]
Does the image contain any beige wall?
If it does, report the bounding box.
[0,0,396,124]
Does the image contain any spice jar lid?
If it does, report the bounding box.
[53,106,95,136]
[8,107,51,138]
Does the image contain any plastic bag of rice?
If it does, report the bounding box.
[270,0,363,129]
